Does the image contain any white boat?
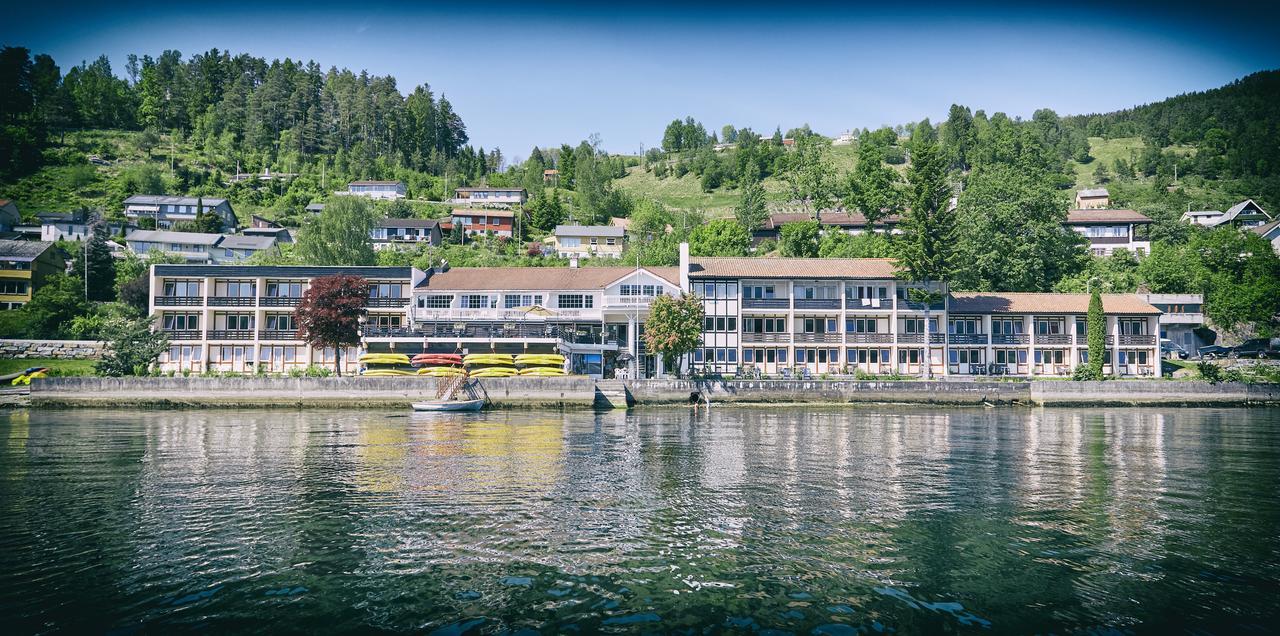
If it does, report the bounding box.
[411,398,485,412]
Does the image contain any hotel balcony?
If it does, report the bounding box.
[741,332,791,343]
[162,330,203,340]
[603,295,657,308]
[793,298,841,310]
[260,297,302,307]
[1118,334,1156,346]
[991,333,1030,345]
[947,333,989,345]
[1034,334,1073,346]
[792,332,841,343]
[258,330,299,340]
[845,332,893,344]
[845,298,890,310]
[742,298,789,310]
[1160,312,1204,325]
[367,297,410,308]
[154,296,203,307]
[361,326,416,338]
[896,333,945,344]
[206,330,255,340]
[895,298,945,311]
[208,296,256,307]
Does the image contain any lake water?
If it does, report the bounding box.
[1,407,1278,634]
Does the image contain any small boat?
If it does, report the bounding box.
[411,398,485,412]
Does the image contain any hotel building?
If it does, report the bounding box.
[149,246,1161,378]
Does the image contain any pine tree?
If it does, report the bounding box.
[74,218,118,302]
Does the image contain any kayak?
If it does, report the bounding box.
[514,354,565,366]
[468,367,519,378]
[359,353,410,365]
[361,369,416,376]
[517,367,566,376]
[463,353,514,366]
[411,353,463,365]
[416,367,468,377]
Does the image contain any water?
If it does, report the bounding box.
[1,407,1278,634]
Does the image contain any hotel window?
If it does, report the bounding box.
[162,314,199,330]
[557,294,593,309]
[802,318,837,333]
[798,285,838,299]
[504,294,544,308]
[1035,319,1065,334]
[1119,319,1146,335]
[265,314,297,331]
[163,280,201,297]
[847,285,889,299]
[744,317,785,333]
[948,318,978,334]
[222,314,253,330]
[1075,318,1087,336]
[644,284,659,296]
[743,285,775,299]
[371,315,402,328]
[846,318,878,333]
[461,295,491,309]
[369,283,404,298]
[0,280,30,295]
[421,295,452,308]
[703,317,738,332]
[215,280,256,297]
[991,319,1023,335]
[903,318,925,334]
[265,282,303,297]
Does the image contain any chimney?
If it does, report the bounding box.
[569,256,579,269]
[679,242,690,291]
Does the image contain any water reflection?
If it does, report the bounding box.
[0,407,1277,633]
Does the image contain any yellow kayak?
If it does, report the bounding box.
[416,367,468,377]
[515,354,565,366]
[359,353,410,365]
[361,369,416,376]
[517,367,566,376]
[464,353,514,365]
[469,368,519,378]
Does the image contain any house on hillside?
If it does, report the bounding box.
[304,203,326,214]
[215,234,279,263]
[371,218,442,250]
[338,181,406,200]
[125,230,224,263]
[449,209,518,239]
[551,225,626,259]
[1181,199,1272,229]
[124,195,237,230]
[1251,218,1280,255]
[1064,209,1152,257]
[542,169,559,186]
[451,186,527,206]
[0,240,63,310]
[1075,188,1111,209]
[1182,209,1225,226]
[752,211,901,244]
[1138,293,1212,354]
[37,210,91,242]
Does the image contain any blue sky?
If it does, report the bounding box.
[11,1,1280,160]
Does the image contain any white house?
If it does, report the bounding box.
[338,181,406,200]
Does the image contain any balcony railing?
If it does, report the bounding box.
[604,295,657,307]
[362,326,414,338]
[208,296,256,307]
[1160,312,1204,324]
[1119,334,1156,346]
[258,330,299,340]
[742,298,790,309]
[793,332,841,343]
[260,297,302,307]
[845,332,893,344]
[948,333,989,345]
[793,299,840,310]
[206,329,255,340]
[367,297,410,308]
[896,333,945,344]
[991,333,1030,345]
[1035,334,1073,345]
[895,299,945,311]
[742,332,791,343]
[845,298,890,310]
[162,330,203,340]
[155,296,203,307]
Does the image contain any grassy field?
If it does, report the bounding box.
[0,358,97,377]
[1070,136,1198,189]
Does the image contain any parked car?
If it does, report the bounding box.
[1230,338,1277,359]
[1161,339,1189,360]
[1198,344,1231,359]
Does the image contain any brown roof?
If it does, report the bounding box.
[949,292,1160,315]
[1065,209,1151,224]
[419,266,680,291]
[451,209,517,219]
[763,211,901,230]
[689,257,899,279]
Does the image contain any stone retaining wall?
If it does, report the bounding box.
[625,379,1031,405]
[0,339,103,360]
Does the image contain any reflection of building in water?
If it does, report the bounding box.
[355,418,410,493]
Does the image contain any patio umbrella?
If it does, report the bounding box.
[514,305,556,317]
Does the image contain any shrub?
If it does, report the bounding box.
[1197,360,1223,383]
[1072,365,1103,381]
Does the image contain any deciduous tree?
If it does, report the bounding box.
[296,196,376,265]
[96,315,169,376]
[295,274,368,376]
[644,292,705,378]
[689,219,750,257]
[779,221,820,257]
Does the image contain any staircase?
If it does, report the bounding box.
[435,375,467,400]
[594,380,631,410]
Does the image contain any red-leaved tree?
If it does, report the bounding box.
[296,274,368,376]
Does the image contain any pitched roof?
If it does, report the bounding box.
[689,257,899,279]
[1065,209,1152,224]
[123,195,228,207]
[554,224,625,238]
[125,229,222,245]
[418,266,680,291]
[763,211,901,230]
[377,218,440,229]
[1251,217,1280,238]
[452,208,516,219]
[949,292,1160,315]
[154,265,412,278]
[1220,199,1271,224]
[0,239,54,260]
[305,203,326,212]
[455,186,526,193]
[36,210,89,223]
[217,234,277,250]
[1076,188,1109,198]
[348,180,404,186]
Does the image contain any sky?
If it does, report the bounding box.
[10,1,1280,160]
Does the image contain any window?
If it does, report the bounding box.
[1035,319,1065,335]
[744,285,775,299]
[903,318,925,334]
[162,314,199,330]
[1075,319,1087,336]
[622,285,642,296]
[215,280,256,297]
[1119,319,1146,335]
[163,280,201,297]
[371,315,402,328]
[776,349,787,364]
[744,317,784,333]
[461,295,491,309]
[992,319,1023,335]
[560,237,580,247]
[265,282,303,297]
[224,314,253,330]
[265,314,297,331]
[948,318,978,334]
[0,280,29,295]
[504,294,544,308]
[557,294,593,309]
[421,295,452,308]
[369,283,404,298]
[847,285,889,300]
[797,285,837,299]
[846,318,878,333]
[644,285,658,296]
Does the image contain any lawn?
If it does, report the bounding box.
[0,357,98,377]
[1070,136,1198,189]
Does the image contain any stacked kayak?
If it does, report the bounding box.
[360,353,414,376]
[412,353,466,377]
[464,353,518,378]
[515,353,567,377]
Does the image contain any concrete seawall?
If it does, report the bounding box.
[26,377,1280,409]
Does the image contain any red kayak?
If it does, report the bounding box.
[412,354,463,366]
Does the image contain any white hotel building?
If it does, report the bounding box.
[150,246,1161,378]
